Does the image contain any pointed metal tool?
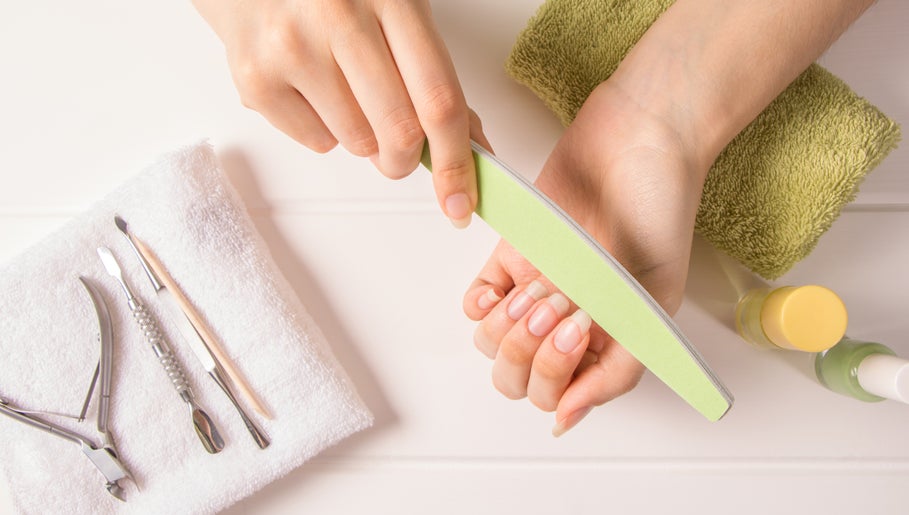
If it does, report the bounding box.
[97,246,225,453]
[114,216,269,448]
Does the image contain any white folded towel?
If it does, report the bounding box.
[0,142,373,514]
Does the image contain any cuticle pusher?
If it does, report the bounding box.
[114,216,270,449]
[97,246,225,454]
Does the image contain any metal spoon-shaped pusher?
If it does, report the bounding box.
[114,216,270,449]
[97,247,225,454]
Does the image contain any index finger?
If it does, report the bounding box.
[380,2,477,228]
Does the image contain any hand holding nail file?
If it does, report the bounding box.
[422,142,733,421]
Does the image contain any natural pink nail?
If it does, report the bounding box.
[507,280,547,320]
[554,310,592,353]
[527,293,570,337]
[477,288,502,310]
[445,193,472,229]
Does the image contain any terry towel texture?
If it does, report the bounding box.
[507,0,901,279]
[0,143,373,514]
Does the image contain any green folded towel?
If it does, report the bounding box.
[506,0,901,279]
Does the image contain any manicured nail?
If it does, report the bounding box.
[552,406,593,438]
[554,310,591,353]
[477,287,503,310]
[445,193,472,229]
[507,280,548,320]
[527,293,570,337]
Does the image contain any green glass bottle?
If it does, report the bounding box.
[814,338,909,403]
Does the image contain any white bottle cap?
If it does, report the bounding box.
[857,353,909,403]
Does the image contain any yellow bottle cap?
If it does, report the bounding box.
[760,285,848,352]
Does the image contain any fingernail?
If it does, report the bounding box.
[507,280,548,321]
[554,310,591,353]
[527,293,570,337]
[445,193,472,229]
[477,288,503,310]
[552,406,593,438]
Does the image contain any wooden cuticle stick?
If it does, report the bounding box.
[130,235,273,420]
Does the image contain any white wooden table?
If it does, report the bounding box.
[2,1,908,513]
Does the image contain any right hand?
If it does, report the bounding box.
[192,0,480,228]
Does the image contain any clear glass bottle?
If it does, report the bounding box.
[815,338,909,403]
[734,285,847,352]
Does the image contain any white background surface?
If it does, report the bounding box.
[1,1,908,513]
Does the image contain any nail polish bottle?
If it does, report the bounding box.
[734,285,847,352]
[814,338,909,403]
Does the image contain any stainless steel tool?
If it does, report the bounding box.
[97,246,225,454]
[0,277,133,501]
[114,216,270,449]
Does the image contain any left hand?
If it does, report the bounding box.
[463,79,711,435]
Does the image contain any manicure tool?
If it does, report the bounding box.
[122,222,273,419]
[0,277,134,501]
[97,246,226,453]
[114,216,270,448]
[422,142,733,421]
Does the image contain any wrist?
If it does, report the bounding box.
[607,59,720,184]
[608,0,874,178]
[606,17,743,178]
[561,78,711,207]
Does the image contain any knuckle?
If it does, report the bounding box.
[528,394,557,413]
[382,108,425,153]
[492,375,526,400]
[472,325,496,359]
[420,83,464,126]
[268,21,300,55]
[380,167,411,181]
[232,61,273,110]
[231,18,308,111]
[473,339,492,359]
[307,136,338,154]
[345,125,379,157]
[533,358,567,383]
[584,360,644,405]
[616,371,644,396]
[497,339,535,367]
[611,358,645,396]
[430,155,473,182]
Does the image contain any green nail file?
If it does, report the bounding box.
[423,142,733,421]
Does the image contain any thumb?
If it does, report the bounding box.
[551,348,644,437]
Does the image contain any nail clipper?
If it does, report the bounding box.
[0,277,134,501]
